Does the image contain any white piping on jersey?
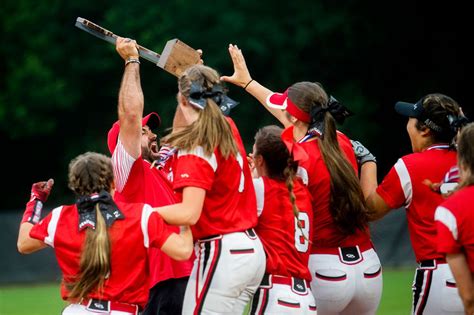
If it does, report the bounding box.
[394,158,413,208]
[298,134,314,143]
[426,144,450,151]
[112,139,137,193]
[435,206,458,240]
[44,206,63,247]
[296,166,309,186]
[298,130,343,143]
[253,177,265,216]
[141,204,154,248]
[178,146,217,172]
[236,153,245,192]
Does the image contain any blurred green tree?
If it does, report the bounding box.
[0,0,469,208]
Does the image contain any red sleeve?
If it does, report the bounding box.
[148,210,175,249]
[436,221,461,254]
[30,212,53,243]
[376,164,407,209]
[173,154,215,191]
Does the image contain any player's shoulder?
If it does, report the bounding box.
[336,130,351,142]
[115,201,147,217]
[55,204,77,218]
[398,151,429,167]
[260,176,286,198]
[400,148,455,167]
[441,186,474,213]
[225,116,236,127]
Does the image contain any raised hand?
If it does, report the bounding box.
[197,49,204,65]
[220,44,252,88]
[31,179,54,202]
[23,178,54,225]
[115,37,139,61]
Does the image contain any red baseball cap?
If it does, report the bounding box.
[266,89,311,123]
[107,112,161,154]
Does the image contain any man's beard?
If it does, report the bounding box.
[142,140,160,162]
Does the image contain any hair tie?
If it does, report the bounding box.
[327,96,354,124]
[187,81,239,116]
[307,95,353,138]
[76,190,124,231]
[448,114,470,131]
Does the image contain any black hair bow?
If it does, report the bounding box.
[448,114,470,131]
[307,96,354,138]
[76,190,124,231]
[188,81,239,116]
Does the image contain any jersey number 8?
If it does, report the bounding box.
[294,212,310,253]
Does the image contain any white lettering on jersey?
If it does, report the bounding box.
[296,166,309,186]
[295,212,310,253]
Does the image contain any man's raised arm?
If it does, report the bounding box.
[115,37,143,159]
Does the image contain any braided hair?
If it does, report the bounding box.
[66,152,113,301]
[254,126,305,232]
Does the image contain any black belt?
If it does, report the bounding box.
[418,258,446,268]
[199,228,256,242]
[261,274,309,294]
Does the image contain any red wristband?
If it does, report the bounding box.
[21,198,43,224]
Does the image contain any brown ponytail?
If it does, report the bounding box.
[318,113,369,234]
[67,204,110,300]
[66,152,113,300]
[288,82,369,235]
[162,65,238,158]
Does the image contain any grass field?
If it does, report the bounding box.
[0,268,414,315]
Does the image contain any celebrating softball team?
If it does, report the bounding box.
[16,38,472,315]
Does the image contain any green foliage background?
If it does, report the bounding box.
[0,0,470,208]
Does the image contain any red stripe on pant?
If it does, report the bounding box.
[194,239,221,315]
[414,269,433,315]
[257,288,269,315]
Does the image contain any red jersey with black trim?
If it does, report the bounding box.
[111,140,193,286]
[435,186,474,272]
[283,127,371,249]
[30,202,172,309]
[376,144,457,261]
[253,176,313,280]
[172,118,257,240]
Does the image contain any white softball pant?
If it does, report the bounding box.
[309,247,382,315]
[182,229,266,315]
[411,259,463,314]
[249,274,317,314]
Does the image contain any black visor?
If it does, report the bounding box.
[394,99,424,118]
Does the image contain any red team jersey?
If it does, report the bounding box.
[171,118,257,240]
[376,144,457,261]
[283,127,371,249]
[30,202,173,309]
[436,186,474,272]
[253,176,313,280]
[110,140,193,286]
